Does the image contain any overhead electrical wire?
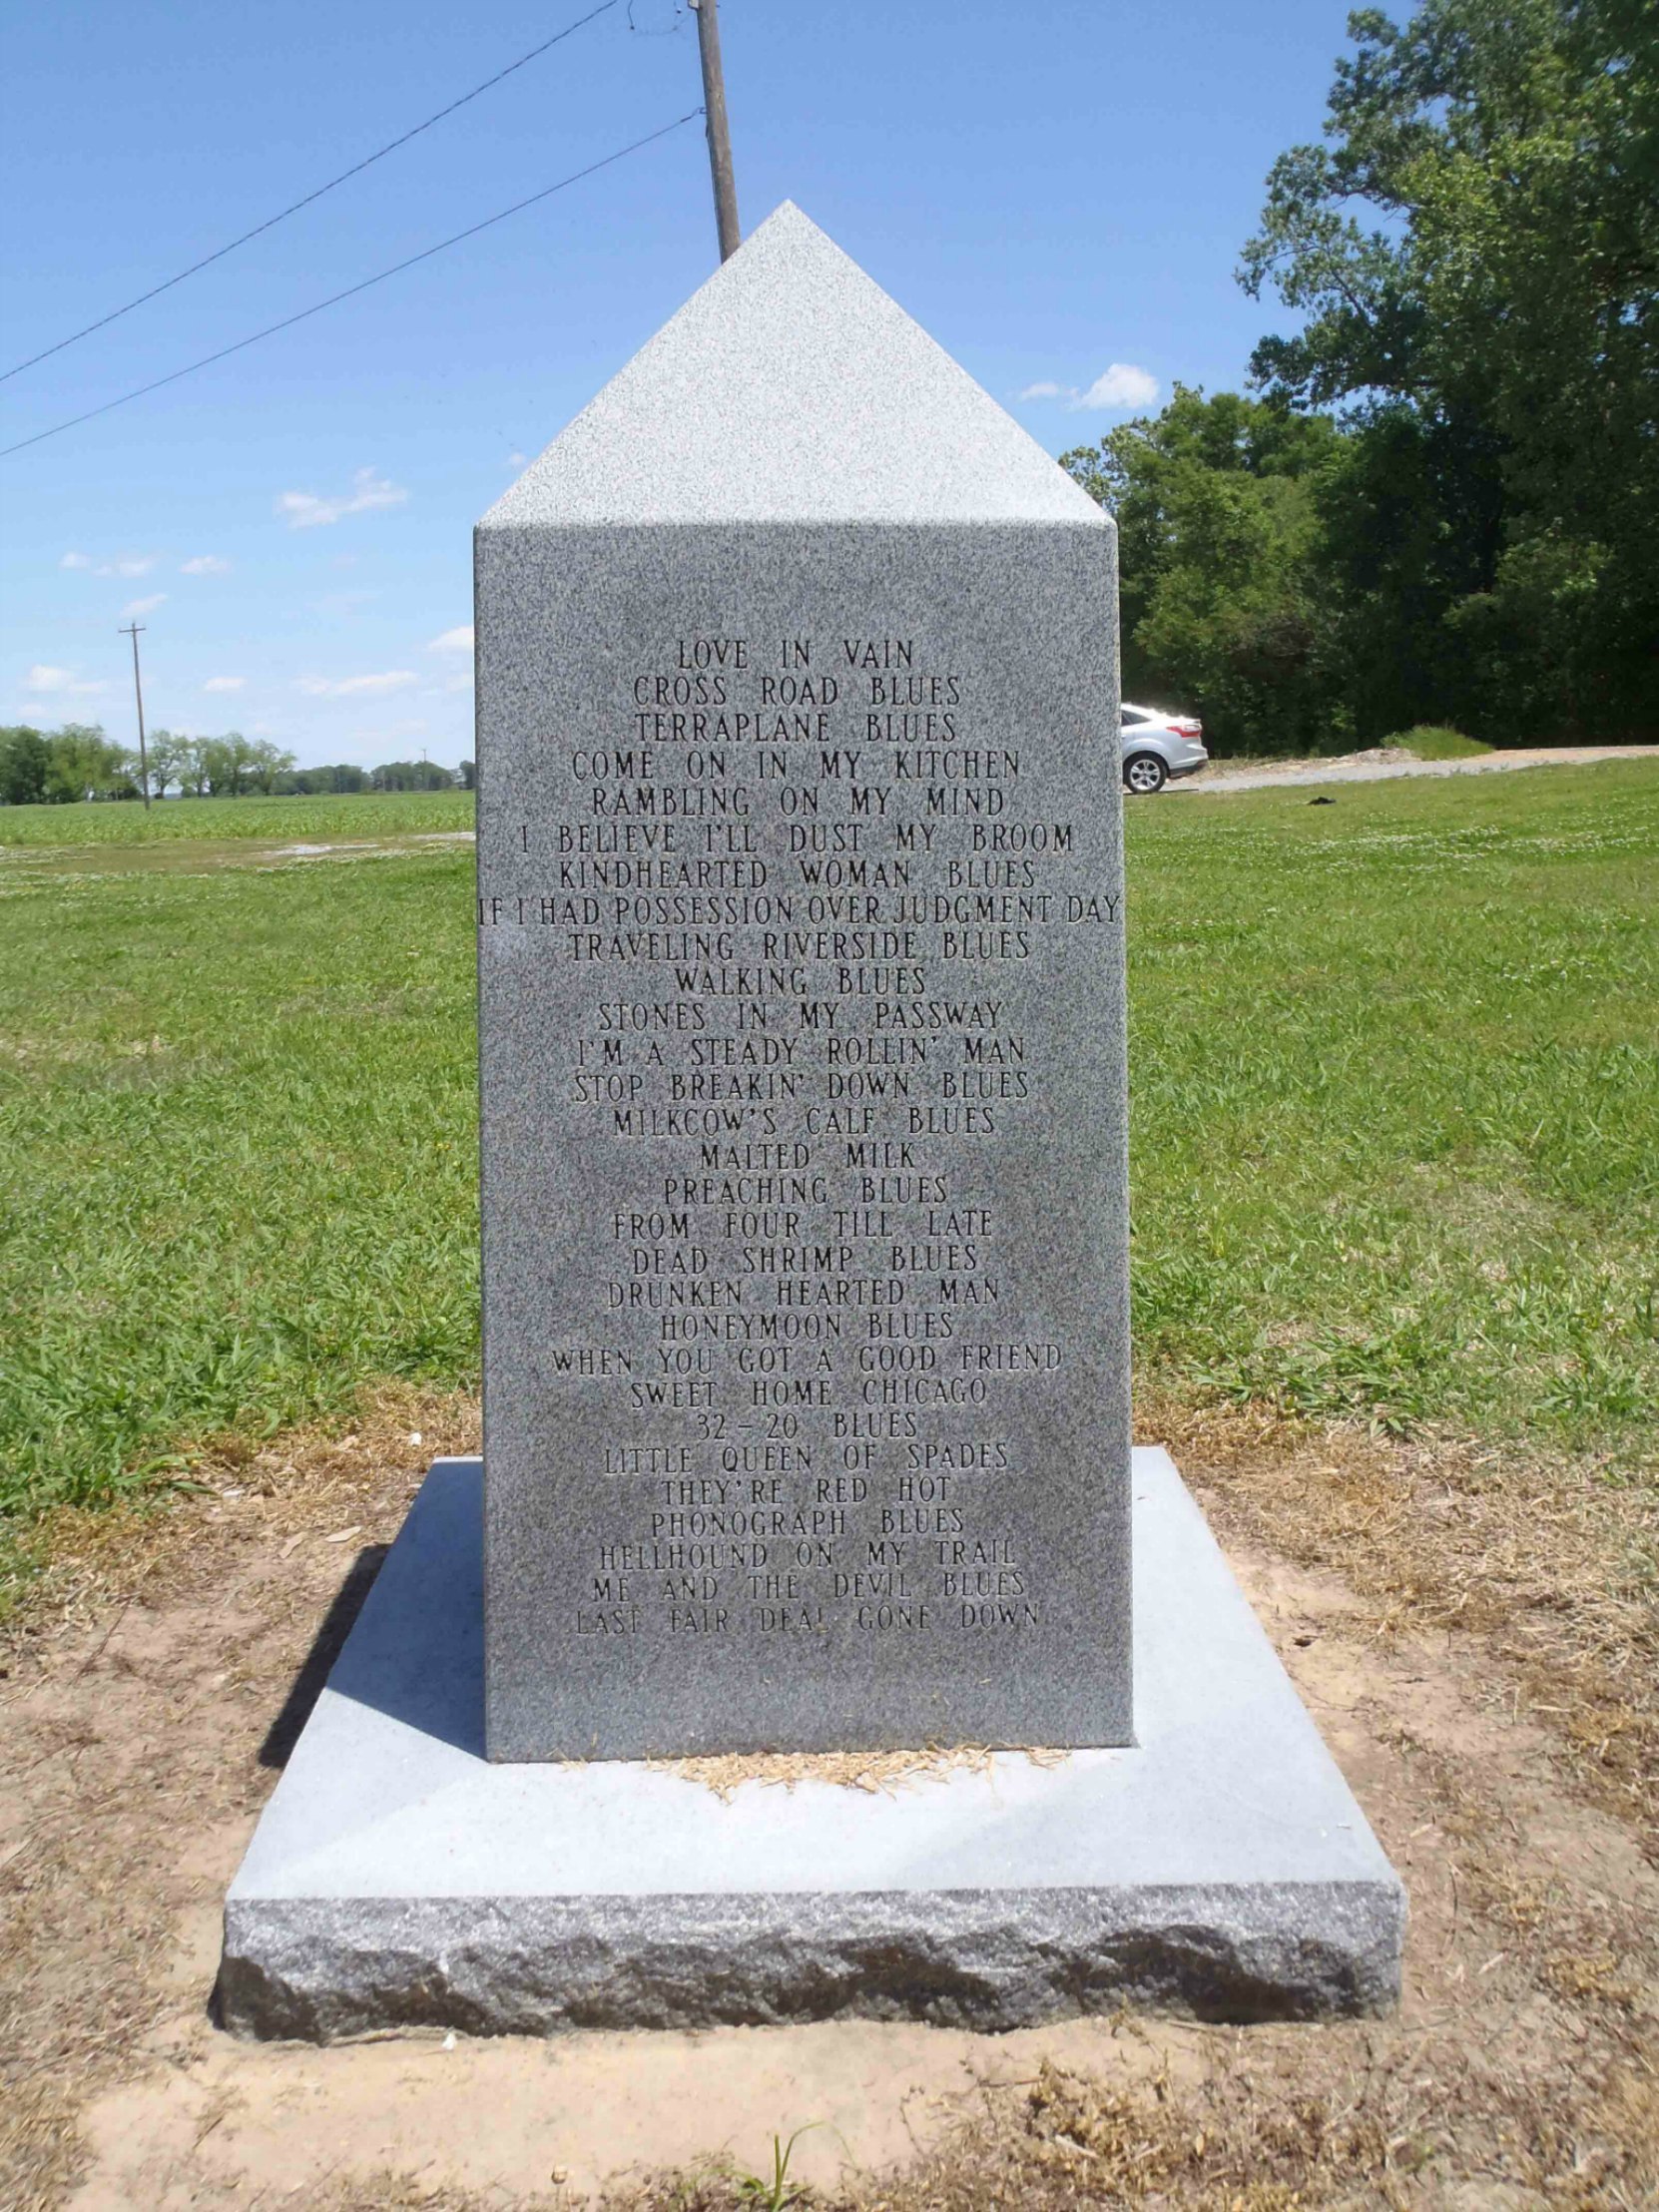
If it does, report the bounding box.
[0,111,703,459]
[0,0,620,384]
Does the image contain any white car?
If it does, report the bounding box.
[1120,703,1208,793]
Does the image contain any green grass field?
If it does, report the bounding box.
[0,789,473,846]
[1127,767,1656,1446]
[1,770,1654,1556]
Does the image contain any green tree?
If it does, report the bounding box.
[1311,403,1509,738]
[288,763,369,794]
[0,725,52,806]
[290,763,365,794]
[371,759,454,791]
[1063,387,1345,753]
[43,724,130,804]
[199,733,258,797]
[143,729,187,801]
[244,739,296,795]
[171,734,210,798]
[1240,0,1659,737]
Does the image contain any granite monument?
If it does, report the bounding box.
[220,205,1404,2038]
[475,201,1129,1761]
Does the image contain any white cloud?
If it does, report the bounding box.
[296,670,419,699]
[1075,363,1160,410]
[122,593,168,618]
[25,664,109,698]
[61,551,157,577]
[203,676,246,694]
[427,625,474,655]
[1018,364,1160,413]
[276,466,408,530]
[181,554,231,575]
[507,450,528,467]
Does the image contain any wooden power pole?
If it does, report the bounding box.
[691,0,740,263]
[118,621,152,811]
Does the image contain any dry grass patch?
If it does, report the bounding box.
[5,1388,1657,2209]
[656,1744,1069,1801]
[867,2045,1656,2211]
[2,1382,480,1637]
[0,1385,478,2211]
[1141,1390,1659,1841]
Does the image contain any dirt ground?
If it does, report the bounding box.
[3,1390,1655,2211]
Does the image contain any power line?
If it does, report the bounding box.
[0,111,702,460]
[0,1,619,385]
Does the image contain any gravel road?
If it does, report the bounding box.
[1172,743,1659,795]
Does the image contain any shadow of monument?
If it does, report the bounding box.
[285,1460,487,1761]
[259,1545,388,1769]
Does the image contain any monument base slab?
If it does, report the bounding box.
[220,1451,1404,2039]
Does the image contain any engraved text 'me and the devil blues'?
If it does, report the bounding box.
[475,208,1129,1759]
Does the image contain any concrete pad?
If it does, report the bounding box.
[219,1451,1404,2038]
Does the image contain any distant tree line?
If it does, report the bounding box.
[1061,0,1656,754]
[0,724,476,806]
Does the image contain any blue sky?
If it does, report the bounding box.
[1,0,1358,770]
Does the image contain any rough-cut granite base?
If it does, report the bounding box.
[219,1451,1404,2039]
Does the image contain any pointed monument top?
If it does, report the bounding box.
[480,203,1106,528]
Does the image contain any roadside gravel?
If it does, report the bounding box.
[1173,742,1659,795]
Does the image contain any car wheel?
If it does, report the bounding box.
[1124,753,1168,795]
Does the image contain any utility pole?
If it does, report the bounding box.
[118,621,152,811]
[690,0,740,263]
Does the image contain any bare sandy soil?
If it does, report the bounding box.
[3,1391,1655,2211]
[1176,744,1659,795]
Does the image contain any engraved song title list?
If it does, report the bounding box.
[475,205,1129,1760]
